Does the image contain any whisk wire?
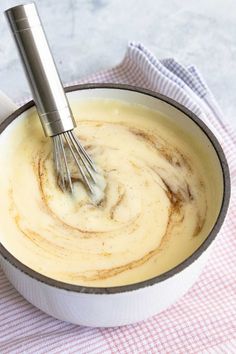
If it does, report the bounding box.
[69,131,98,173]
[67,131,96,183]
[58,134,73,193]
[56,137,66,191]
[53,131,99,195]
[53,137,59,175]
[63,132,94,194]
[53,136,65,191]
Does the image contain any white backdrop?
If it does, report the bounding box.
[0,0,235,128]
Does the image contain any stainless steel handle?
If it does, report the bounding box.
[5,3,76,136]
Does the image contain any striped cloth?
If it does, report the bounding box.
[0,42,235,353]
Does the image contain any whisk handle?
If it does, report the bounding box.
[5,3,76,137]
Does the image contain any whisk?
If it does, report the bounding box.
[5,3,98,195]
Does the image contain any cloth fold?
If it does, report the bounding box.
[0,42,235,353]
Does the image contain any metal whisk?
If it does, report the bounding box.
[53,131,97,193]
[5,3,98,195]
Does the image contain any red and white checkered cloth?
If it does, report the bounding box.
[0,42,235,353]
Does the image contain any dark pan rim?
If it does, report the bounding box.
[0,83,231,295]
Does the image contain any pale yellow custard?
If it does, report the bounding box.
[0,99,221,287]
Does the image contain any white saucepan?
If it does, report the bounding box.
[0,84,230,327]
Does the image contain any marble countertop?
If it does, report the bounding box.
[0,0,235,129]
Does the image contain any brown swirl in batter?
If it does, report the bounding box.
[1,99,210,286]
[7,124,207,282]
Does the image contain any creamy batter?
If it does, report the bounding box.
[0,99,221,286]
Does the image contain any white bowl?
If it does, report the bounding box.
[0,84,230,327]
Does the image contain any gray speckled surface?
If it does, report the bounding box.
[0,0,235,128]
